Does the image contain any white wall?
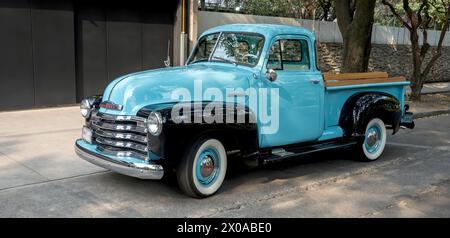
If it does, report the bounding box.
[198,11,450,46]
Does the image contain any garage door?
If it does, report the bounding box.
[75,1,177,101]
[0,0,76,110]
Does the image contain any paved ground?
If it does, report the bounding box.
[405,83,450,117]
[0,106,449,217]
[408,92,450,117]
[406,82,450,94]
[422,82,450,94]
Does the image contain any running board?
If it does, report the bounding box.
[261,140,357,164]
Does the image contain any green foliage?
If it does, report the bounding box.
[199,0,336,21]
[427,0,450,27]
[237,0,294,17]
[200,0,449,28]
[377,0,450,28]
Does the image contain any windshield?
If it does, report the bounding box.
[188,32,265,67]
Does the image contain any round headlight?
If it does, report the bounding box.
[80,99,92,119]
[147,112,163,136]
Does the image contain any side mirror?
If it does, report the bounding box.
[266,69,277,82]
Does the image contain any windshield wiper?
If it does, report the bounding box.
[211,56,238,66]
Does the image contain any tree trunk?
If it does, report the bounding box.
[200,0,206,11]
[410,78,423,101]
[409,30,424,101]
[336,0,376,73]
[341,26,373,72]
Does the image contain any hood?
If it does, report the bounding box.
[100,64,254,115]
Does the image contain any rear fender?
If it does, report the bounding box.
[339,92,402,137]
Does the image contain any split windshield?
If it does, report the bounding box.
[187,32,265,67]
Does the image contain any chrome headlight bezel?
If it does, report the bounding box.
[80,99,92,119]
[147,111,163,136]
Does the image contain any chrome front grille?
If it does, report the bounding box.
[91,111,148,161]
[92,120,147,134]
[94,129,148,143]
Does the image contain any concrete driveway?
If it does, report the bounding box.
[0,107,449,217]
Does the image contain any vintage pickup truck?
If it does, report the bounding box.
[75,24,414,198]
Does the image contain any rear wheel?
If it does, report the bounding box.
[357,118,387,161]
[177,137,227,198]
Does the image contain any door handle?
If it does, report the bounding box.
[310,79,320,85]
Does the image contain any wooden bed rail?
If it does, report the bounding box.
[323,72,406,87]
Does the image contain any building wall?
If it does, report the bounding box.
[318,43,450,82]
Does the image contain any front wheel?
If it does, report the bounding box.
[177,137,227,198]
[357,118,387,161]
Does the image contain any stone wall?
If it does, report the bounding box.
[317,43,450,82]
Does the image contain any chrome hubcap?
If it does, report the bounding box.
[364,124,382,154]
[367,130,378,147]
[200,155,215,178]
[196,148,220,187]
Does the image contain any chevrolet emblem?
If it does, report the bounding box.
[99,101,123,111]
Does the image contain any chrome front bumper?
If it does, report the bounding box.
[75,140,164,180]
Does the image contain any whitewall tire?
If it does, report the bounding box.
[177,137,227,198]
[360,118,387,161]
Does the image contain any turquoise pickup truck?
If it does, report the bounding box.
[75,24,414,198]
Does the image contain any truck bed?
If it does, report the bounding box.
[323,72,406,88]
[321,71,410,139]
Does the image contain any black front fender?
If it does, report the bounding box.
[137,102,259,167]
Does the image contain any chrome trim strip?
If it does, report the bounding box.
[96,137,148,153]
[92,120,147,134]
[96,145,147,161]
[75,141,163,180]
[94,128,148,143]
[93,112,147,123]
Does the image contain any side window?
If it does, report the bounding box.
[267,41,282,70]
[267,39,310,71]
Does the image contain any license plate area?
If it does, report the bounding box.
[402,112,414,123]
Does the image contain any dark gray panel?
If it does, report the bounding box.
[32,0,76,106]
[75,2,107,100]
[142,12,174,69]
[106,6,142,81]
[75,1,176,100]
[0,0,34,110]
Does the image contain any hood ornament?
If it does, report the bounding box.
[99,101,123,111]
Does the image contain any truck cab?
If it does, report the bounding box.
[75,24,414,198]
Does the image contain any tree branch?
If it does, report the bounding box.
[417,0,429,24]
[382,0,413,30]
[422,1,450,77]
[403,0,414,19]
[420,4,432,60]
[404,0,421,29]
